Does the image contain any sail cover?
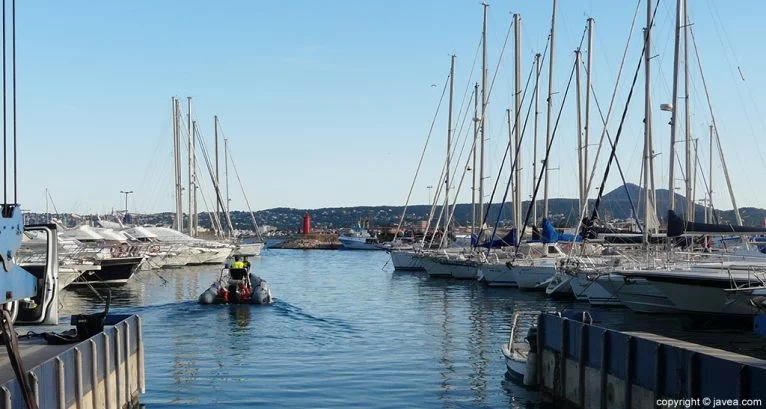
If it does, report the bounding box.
[541,218,559,243]
[476,228,518,248]
[667,210,766,237]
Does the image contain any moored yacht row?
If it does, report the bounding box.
[390,228,766,318]
[19,223,265,288]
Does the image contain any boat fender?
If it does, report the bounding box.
[524,352,538,386]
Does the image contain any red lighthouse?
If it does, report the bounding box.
[302,213,311,234]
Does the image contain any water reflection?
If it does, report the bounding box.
[61,284,140,315]
[228,305,252,330]
[404,273,575,408]
[468,283,488,405]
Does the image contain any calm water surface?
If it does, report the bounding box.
[60,250,554,408]
[58,249,765,408]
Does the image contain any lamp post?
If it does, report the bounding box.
[120,190,134,214]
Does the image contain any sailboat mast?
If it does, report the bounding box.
[472,83,479,234]
[187,96,194,237]
[575,49,584,218]
[668,0,682,212]
[192,120,198,235]
[705,125,715,223]
[683,0,693,221]
[172,97,176,229]
[506,110,514,225]
[172,97,178,229]
[224,137,230,218]
[445,54,455,233]
[584,18,594,214]
[215,115,220,232]
[173,97,183,232]
[692,138,698,215]
[176,99,184,232]
[479,2,488,226]
[513,13,522,234]
[643,0,654,243]
[532,53,541,224]
[543,0,557,219]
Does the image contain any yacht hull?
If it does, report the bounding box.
[510,262,556,291]
[71,257,143,285]
[481,262,518,287]
[339,237,385,250]
[390,250,424,271]
[598,275,677,313]
[569,274,622,306]
[418,256,452,277]
[234,243,264,257]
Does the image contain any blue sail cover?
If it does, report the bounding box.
[558,233,584,242]
[476,228,518,248]
[541,218,558,243]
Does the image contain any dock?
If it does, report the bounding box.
[269,233,342,250]
[0,314,144,409]
[536,313,766,409]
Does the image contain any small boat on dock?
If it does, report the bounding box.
[199,266,273,305]
[501,310,593,387]
[501,311,539,386]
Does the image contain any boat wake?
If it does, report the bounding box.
[271,300,357,334]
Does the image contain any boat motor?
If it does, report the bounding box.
[525,327,538,353]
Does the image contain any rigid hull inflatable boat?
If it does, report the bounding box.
[199,267,272,305]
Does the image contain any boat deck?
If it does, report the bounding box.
[624,331,766,369]
[536,313,766,409]
[0,314,144,409]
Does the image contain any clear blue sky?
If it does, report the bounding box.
[12,0,766,214]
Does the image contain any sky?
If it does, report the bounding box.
[9,0,766,215]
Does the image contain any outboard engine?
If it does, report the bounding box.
[228,283,242,303]
[525,327,538,353]
[524,326,539,387]
[227,268,250,303]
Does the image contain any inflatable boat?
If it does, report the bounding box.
[198,267,273,305]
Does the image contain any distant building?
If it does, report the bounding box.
[259,225,277,234]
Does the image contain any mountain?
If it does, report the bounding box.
[26,184,766,231]
[223,183,763,230]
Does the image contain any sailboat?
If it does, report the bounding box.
[174,103,265,258]
[217,119,265,257]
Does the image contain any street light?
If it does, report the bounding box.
[120,190,134,214]
[427,186,433,205]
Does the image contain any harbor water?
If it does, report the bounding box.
[57,250,766,408]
